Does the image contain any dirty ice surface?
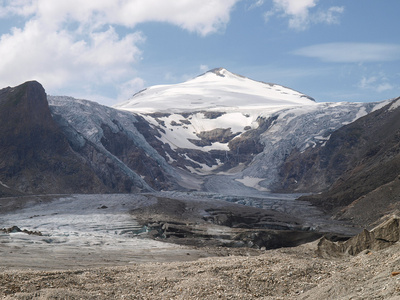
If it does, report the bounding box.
[0,192,359,270]
[0,194,206,270]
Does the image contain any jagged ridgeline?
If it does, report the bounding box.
[0,81,153,195]
[1,70,400,229]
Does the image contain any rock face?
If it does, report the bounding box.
[335,176,400,228]
[276,98,400,224]
[0,81,107,194]
[0,181,23,198]
[317,216,400,257]
[0,82,190,194]
[0,81,165,195]
[49,96,179,192]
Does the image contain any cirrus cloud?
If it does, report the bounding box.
[264,0,344,30]
[293,43,400,63]
[358,73,396,93]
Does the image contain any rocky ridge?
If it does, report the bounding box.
[0,81,107,194]
[275,97,400,227]
[318,215,400,257]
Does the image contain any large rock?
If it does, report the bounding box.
[0,81,106,194]
[317,216,400,258]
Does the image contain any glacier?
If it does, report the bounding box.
[3,69,392,268]
[47,69,387,193]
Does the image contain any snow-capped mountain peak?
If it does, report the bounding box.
[114,68,316,113]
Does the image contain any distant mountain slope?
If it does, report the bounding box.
[48,96,181,191]
[0,81,106,194]
[114,68,316,113]
[2,71,398,231]
[0,81,170,195]
[236,101,382,191]
[113,68,378,192]
[277,97,400,226]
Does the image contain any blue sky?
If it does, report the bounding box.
[0,0,399,106]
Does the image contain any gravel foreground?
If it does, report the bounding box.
[2,240,400,300]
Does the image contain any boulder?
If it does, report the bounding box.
[317,215,400,258]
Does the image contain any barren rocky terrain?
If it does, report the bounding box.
[2,239,400,299]
[1,194,400,299]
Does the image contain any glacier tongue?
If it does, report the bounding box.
[236,101,381,190]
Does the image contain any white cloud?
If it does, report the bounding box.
[199,64,210,73]
[275,0,317,16]
[117,77,146,102]
[247,0,264,10]
[0,19,144,91]
[0,0,239,104]
[358,74,395,93]
[293,43,400,63]
[313,6,344,25]
[1,0,239,35]
[164,70,200,83]
[264,0,344,30]
[359,76,378,89]
[0,0,36,18]
[376,82,394,92]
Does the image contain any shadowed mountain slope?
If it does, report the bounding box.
[0,81,109,194]
[276,97,400,226]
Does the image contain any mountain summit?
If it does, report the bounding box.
[115,68,315,113]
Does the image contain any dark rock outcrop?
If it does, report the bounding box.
[334,176,400,228]
[0,226,42,236]
[189,128,241,147]
[0,81,108,194]
[99,122,174,191]
[0,182,23,198]
[317,216,400,257]
[48,98,167,192]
